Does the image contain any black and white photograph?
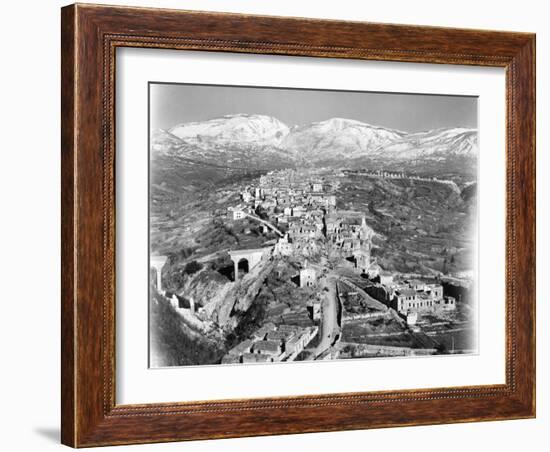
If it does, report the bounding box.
[1,0,542,450]
[148,83,478,368]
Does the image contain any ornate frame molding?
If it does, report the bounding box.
[62,4,535,447]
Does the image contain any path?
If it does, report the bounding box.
[244,212,284,237]
[313,276,341,358]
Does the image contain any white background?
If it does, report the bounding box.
[0,0,546,451]
[118,49,505,404]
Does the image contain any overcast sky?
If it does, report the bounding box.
[150,83,477,133]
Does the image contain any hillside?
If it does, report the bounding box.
[151,115,478,192]
[150,117,297,204]
[282,118,405,163]
[169,113,289,146]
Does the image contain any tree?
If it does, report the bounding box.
[184,260,202,275]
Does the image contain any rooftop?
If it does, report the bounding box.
[227,339,254,356]
[397,289,417,297]
[253,340,281,354]
[242,353,272,363]
[277,324,302,333]
[266,330,295,342]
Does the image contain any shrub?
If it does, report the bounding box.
[184,260,203,275]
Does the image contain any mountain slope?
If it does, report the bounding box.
[151,115,478,187]
[282,118,406,162]
[372,128,478,161]
[169,114,289,147]
[153,115,296,171]
[150,117,296,197]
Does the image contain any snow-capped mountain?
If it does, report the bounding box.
[282,118,406,162]
[168,114,289,147]
[151,114,478,188]
[150,116,296,194]
[372,128,478,161]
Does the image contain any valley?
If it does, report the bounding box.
[148,113,478,367]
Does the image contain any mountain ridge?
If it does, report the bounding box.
[152,114,477,178]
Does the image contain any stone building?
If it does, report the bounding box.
[226,339,254,357]
[292,206,305,217]
[253,340,282,357]
[378,271,394,285]
[308,299,322,320]
[251,323,277,341]
[241,191,253,203]
[242,353,272,363]
[274,234,293,256]
[300,264,317,288]
[392,281,450,315]
[220,324,319,364]
[353,249,371,273]
[232,209,245,220]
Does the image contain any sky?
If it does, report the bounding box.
[149,82,477,133]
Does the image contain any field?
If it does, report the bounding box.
[336,174,476,275]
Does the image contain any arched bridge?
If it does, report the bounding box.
[228,247,272,282]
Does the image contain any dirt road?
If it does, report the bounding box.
[313,276,341,358]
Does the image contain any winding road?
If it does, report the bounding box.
[313,275,341,358]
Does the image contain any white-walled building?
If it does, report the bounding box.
[300,265,317,288]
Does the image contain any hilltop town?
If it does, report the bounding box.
[149,166,476,366]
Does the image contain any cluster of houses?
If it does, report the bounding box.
[365,274,456,325]
[235,169,376,276]
[242,170,338,239]
[221,323,319,364]
[228,168,458,331]
[325,214,374,273]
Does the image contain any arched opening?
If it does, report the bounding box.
[237,258,249,280]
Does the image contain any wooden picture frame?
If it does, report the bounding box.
[61,3,536,447]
